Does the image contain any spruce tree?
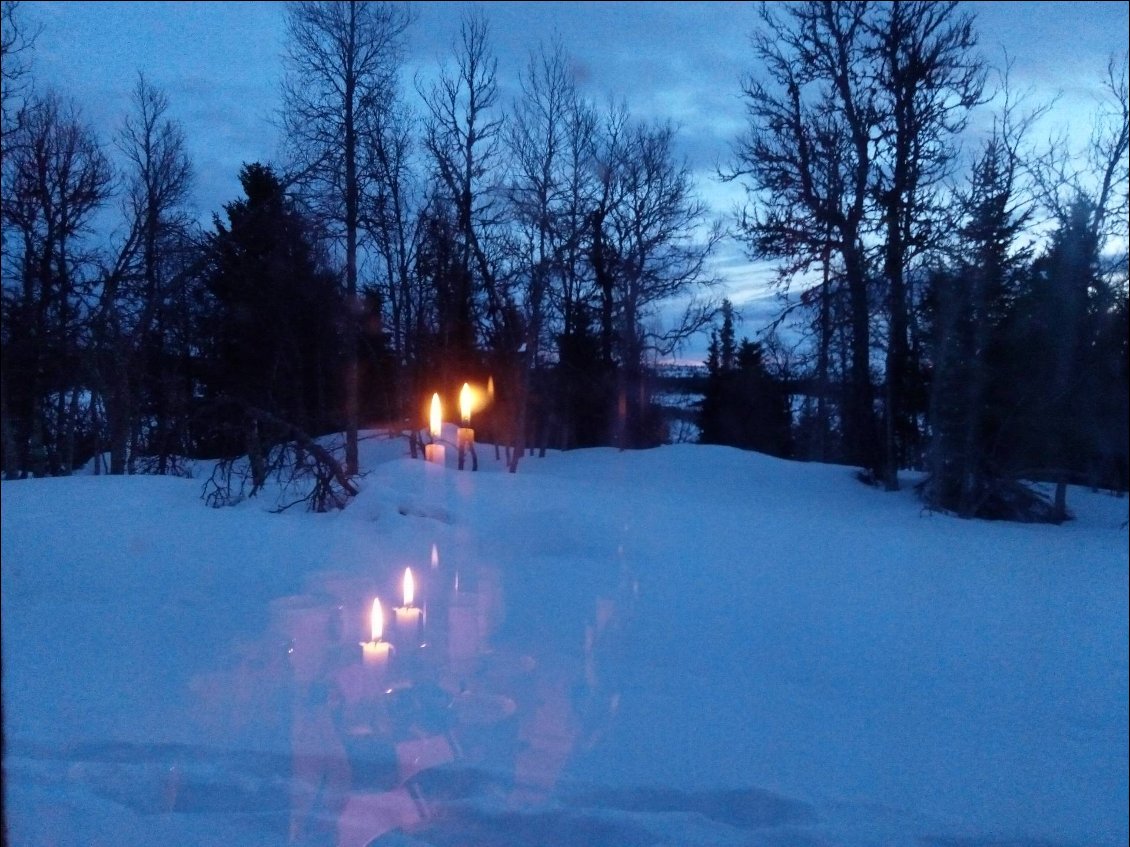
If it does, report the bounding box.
[198,163,344,462]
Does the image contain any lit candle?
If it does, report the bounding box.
[360,597,391,671]
[457,383,477,471]
[424,393,446,465]
[457,383,475,449]
[394,567,423,647]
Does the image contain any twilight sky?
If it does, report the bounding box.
[16,0,1130,357]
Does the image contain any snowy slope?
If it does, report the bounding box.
[3,434,1127,846]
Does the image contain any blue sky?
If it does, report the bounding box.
[16,0,1130,358]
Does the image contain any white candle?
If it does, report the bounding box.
[359,598,391,672]
[457,383,475,451]
[394,567,423,647]
[426,393,445,465]
[424,443,446,465]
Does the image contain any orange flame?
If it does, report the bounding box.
[403,567,415,607]
[459,383,473,424]
[429,393,442,438]
[370,597,384,642]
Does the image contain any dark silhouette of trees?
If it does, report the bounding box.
[725,0,879,474]
[5,2,1120,522]
[359,90,419,425]
[699,300,792,456]
[590,104,721,449]
[727,0,984,486]
[922,55,1128,520]
[868,0,985,490]
[92,74,194,475]
[1,91,112,477]
[998,199,1119,520]
[1,0,38,149]
[197,162,350,504]
[922,114,1036,518]
[418,10,509,425]
[504,39,579,469]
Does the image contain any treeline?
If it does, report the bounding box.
[1,1,1126,521]
[708,1,1127,520]
[0,2,718,499]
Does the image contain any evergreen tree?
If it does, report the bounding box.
[554,302,612,449]
[198,163,344,465]
[699,301,792,456]
[923,134,1032,517]
[999,197,1111,519]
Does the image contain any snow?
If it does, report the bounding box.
[3,432,1127,846]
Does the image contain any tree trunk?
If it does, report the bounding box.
[843,244,875,473]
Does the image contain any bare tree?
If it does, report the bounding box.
[868,0,985,490]
[1032,51,1129,278]
[419,8,508,367]
[725,0,880,472]
[606,119,721,361]
[729,0,987,483]
[595,106,722,447]
[281,0,413,474]
[360,96,419,387]
[0,0,39,145]
[504,39,585,468]
[508,39,575,367]
[1,91,112,477]
[92,74,193,475]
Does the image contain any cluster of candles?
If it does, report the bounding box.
[348,552,491,696]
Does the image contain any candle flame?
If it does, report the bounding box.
[429,393,442,438]
[459,383,473,424]
[431,544,439,569]
[370,597,384,642]
[403,567,415,607]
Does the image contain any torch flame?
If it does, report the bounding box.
[459,383,473,424]
[429,393,442,438]
[403,567,415,607]
[370,597,384,642]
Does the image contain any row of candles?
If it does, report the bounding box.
[423,382,484,467]
[354,557,487,681]
[358,567,420,671]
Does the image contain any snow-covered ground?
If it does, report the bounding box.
[3,431,1127,846]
